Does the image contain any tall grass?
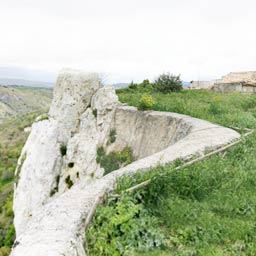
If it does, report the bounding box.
[86,89,256,256]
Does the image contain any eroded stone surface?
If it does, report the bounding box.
[11,69,240,256]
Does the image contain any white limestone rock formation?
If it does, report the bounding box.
[12,69,118,254]
[11,69,240,256]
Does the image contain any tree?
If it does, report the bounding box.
[154,73,182,93]
[128,80,137,89]
[141,79,150,87]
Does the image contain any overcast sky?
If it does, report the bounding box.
[0,0,256,83]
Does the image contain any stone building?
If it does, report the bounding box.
[213,71,256,93]
[190,71,256,93]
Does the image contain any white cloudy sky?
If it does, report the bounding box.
[0,0,256,83]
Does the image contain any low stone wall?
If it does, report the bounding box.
[212,83,243,93]
[107,106,191,159]
[190,80,215,90]
[212,83,256,94]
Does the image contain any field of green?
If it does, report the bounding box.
[86,89,256,256]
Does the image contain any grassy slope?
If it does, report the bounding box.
[86,89,256,256]
[0,86,52,255]
[0,113,46,255]
[0,85,52,122]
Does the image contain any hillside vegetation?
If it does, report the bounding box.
[0,113,45,255]
[86,88,256,256]
[0,85,52,122]
[0,85,51,255]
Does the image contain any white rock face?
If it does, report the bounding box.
[11,69,240,256]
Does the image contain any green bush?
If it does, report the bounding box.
[153,73,182,93]
[85,195,165,255]
[128,79,153,91]
[0,246,11,256]
[50,175,60,196]
[138,94,154,110]
[3,224,15,247]
[65,175,73,189]
[92,109,97,118]
[60,144,67,157]
[128,81,138,89]
[97,147,134,175]
[141,79,151,87]
[109,129,117,144]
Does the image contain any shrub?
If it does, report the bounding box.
[141,79,151,87]
[128,81,138,89]
[3,195,14,218]
[50,175,60,196]
[96,147,105,163]
[154,73,182,93]
[85,195,165,255]
[138,94,154,110]
[0,246,11,256]
[109,129,116,144]
[65,175,73,189]
[1,171,13,181]
[127,79,153,92]
[3,224,15,247]
[92,109,97,118]
[60,144,67,157]
[96,146,134,175]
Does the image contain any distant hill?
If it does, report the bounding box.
[0,85,52,122]
[0,78,54,88]
[182,81,190,87]
[112,83,129,89]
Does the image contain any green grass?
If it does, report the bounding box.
[117,89,256,129]
[86,88,256,256]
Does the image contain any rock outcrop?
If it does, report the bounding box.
[11,69,240,256]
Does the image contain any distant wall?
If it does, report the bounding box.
[107,106,191,159]
[212,83,242,93]
[190,80,215,90]
[212,83,256,94]
[242,85,256,93]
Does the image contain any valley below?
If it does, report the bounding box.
[0,85,52,123]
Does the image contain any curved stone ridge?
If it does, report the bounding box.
[107,106,192,159]
[11,69,240,256]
